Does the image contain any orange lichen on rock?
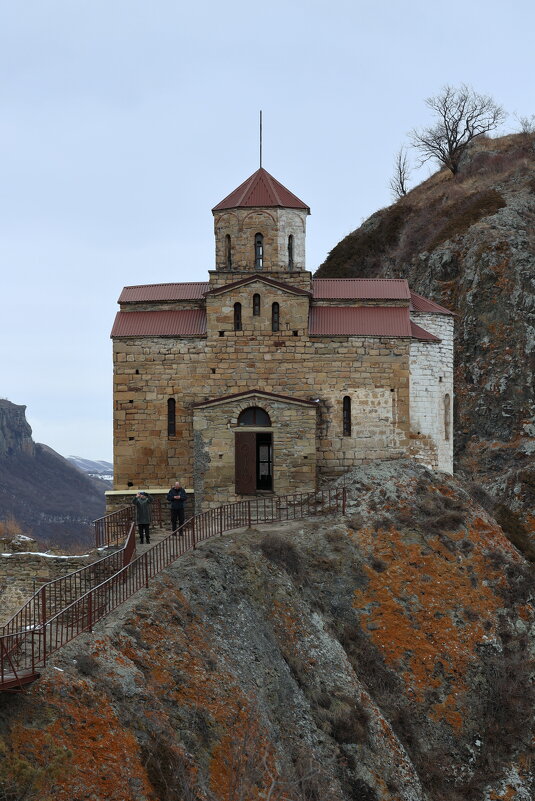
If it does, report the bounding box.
[352,521,507,729]
[209,704,277,801]
[12,674,155,801]
[489,787,518,800]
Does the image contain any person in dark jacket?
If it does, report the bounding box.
[132,491,153,544]
[167,481,187,533]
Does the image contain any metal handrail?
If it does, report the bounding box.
[94,498,164,548]
[94,506,135,548]
[0,489,346,690]
[1,524,137,639]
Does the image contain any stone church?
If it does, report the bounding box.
[110,167,453,510]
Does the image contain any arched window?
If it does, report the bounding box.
[288,234,294,270]
[271,302,280,332]
[343,396,351,436]
[254,233,264,269]
[167,398,176,437]
[225,234,232,269]
[253,293,261,316]
[444,393,451,441]
[234,302,242,331]
[238,407,271,426]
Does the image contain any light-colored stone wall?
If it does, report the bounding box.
[214,207,308,272]
[193,393,317,508]
[409,313,454,473]
[112,326,411,495]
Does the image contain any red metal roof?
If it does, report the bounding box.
[111,309,206,337]
[309,306,413,337]
[119,282,210,303]
[410,321,441,341]
[312,279,411,300]
[410,291,453,315]
[213,168,310,212]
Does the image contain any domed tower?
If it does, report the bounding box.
[211,168,311,290]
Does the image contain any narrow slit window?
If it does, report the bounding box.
[444,393,451,441]
[234,302,242,331]
[288,234,294,270]
[253,293,261,316]
[167,398,176,437]
[271,302,280,332]
[343,396,351,436]
[254,233,264,269]
[225,234,232,269]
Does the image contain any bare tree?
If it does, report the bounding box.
[514,112,535,134]
[411,84,506,174]
[390,147,411,199]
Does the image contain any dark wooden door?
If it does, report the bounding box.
[235,432,257,495]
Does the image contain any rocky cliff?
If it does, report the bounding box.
[0,399,34,458]
[1,462,532,801]
[0,399,106,547]
[315,133,535,539]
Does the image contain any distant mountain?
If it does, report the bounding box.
[68,456,113,481]
[0,400,106,548]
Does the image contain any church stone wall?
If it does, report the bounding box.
[112,332,411,495]
[214,207,307,272]
[208,270,312,292]
[205,281,310,338]
[193,395,317,509]
[409,313,454,473]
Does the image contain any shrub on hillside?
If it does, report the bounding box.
[428,189,506,250]
[260,533,302,578]
[315,204,411,278]
[494,504,535,562]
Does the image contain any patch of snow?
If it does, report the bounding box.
[1,552,90,559]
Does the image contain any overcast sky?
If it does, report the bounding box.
[1,0,533,461]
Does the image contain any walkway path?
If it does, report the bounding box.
[1,489,345,692]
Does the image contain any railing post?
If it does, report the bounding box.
[247,500,252,529]
[144,552,149,588]
[40,585,47,626]
[88,591,93,633]
[41,601,47,666]
[192,517,196,549]
[219,506,223,536]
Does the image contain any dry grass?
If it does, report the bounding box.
[494,504,535,562]
[260,533,303,578]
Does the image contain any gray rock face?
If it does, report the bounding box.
[315,133,535,533]
[0,399,34,457]
[2,462,532,801]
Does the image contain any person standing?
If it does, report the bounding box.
[167,481,187,533]
[133,491,153,544]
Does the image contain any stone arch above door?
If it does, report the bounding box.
[192,390,317,509]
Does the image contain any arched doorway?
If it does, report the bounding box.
[235,407,273,493]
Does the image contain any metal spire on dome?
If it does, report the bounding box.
[259,109,263,169]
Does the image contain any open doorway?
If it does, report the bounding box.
[235,407,273,494]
